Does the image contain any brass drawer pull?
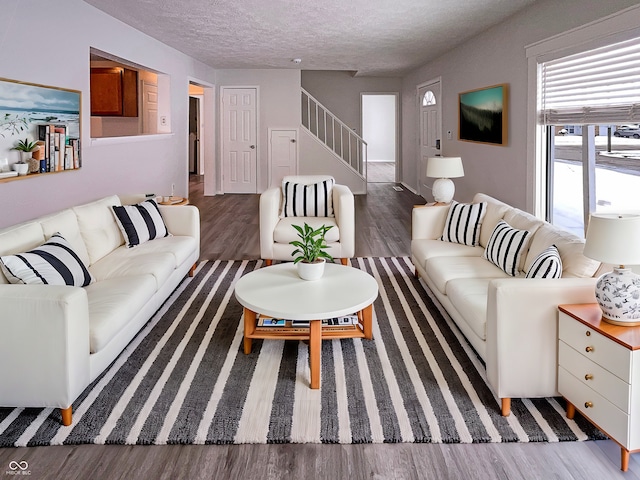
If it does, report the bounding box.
[585,401,593,408]
[586,331,591,336]
[585,374,593,381]
[585,346,594,353]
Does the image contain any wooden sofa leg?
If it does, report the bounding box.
[414,266,419,278]
[340,258,348,266]
[501,398,511,416]
[189,263,197,277]
[264,259,273,267]
[61,406,72,426]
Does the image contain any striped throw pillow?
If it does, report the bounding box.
[281,178,335,218]
[483,220,531,276]
[526,245,563,279]
[111,199,169,248]
[0,232,94,286]
[440,201,487,246]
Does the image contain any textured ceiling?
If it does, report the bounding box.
[84,0,538,76]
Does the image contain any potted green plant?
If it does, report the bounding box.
[11,138,39,175]
[290,223,334,280]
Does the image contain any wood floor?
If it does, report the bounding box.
[192,175,418,260]
[1,176,638,480]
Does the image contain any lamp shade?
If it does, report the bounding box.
[583,213,640,265]
[426,157,464,179]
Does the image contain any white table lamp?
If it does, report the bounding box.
[426,157,464,204]
[583,213,640,325]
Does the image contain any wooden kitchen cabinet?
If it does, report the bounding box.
[90,67,138,117]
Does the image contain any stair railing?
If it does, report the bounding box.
[301,88,367,179]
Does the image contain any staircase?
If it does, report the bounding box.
[301,88,367,180]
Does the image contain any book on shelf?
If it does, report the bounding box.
[64,145,73,170]
[70,138,80,168]
[37,123,80,172]
[292,315,359,327]
[257,317,287,327]
[256,314,359,328]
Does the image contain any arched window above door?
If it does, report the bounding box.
[422,90,436,106]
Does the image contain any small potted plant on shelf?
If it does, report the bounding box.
[11,138,39,175]
[290,223,334,281]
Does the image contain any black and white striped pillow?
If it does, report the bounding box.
[526,245,563,279]
[439,201,487,246]
[483,220,531,276]
[281,178,335,217]
[111,199,169,248]
[0,232,94,286]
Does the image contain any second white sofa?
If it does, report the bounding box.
[412,193,603,416]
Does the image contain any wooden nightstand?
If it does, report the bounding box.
[558,304,640,471]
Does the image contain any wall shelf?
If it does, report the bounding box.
[0,168,80,184]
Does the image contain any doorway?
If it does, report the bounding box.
[417,78,442,199]
[188,96,200,175]
[361,93,398,183]
[188,80,215,197]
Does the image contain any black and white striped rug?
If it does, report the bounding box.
[0,258,604,446]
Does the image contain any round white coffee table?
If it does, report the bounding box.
[234,262,379,389]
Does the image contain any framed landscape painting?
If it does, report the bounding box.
[0,77,81,153]
[458,84,508,146]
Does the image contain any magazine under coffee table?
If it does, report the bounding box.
[234,262,379,389]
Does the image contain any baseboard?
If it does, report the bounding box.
[400,181,417,195]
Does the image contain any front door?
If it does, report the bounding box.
[418,79,441,199]
[222,87,257,193]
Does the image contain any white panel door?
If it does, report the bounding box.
[222,88,257,193]
[269,129,297,188]
[142,81,158,134]
[418,81,441,199]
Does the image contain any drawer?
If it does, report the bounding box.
[559,340,631,413]
[559,312,632,381]
[559,366,630,448]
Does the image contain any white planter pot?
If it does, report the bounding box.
[12,163,29,176]
[296,258,326,281]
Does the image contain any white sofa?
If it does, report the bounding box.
[0,194,199,425]
[411,193,603,416]
[260,175,355,265]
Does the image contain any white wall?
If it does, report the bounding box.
[299,130,366,195]
[0,0,217,229]
[301,71,402,136]
[362,95,396,162]
[401,0,640,209]
[215,69,300,193]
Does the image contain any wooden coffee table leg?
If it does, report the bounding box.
[243,308,256,354]
[362,304,373,339]
[309,319,321,389]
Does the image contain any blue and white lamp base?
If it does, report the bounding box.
[595,267,640,326]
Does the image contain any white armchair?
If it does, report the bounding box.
[260,175,355,265]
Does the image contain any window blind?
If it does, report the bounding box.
[540,35,640,125]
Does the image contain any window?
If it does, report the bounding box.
[422,90,436,106]
[538,36,640,237]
